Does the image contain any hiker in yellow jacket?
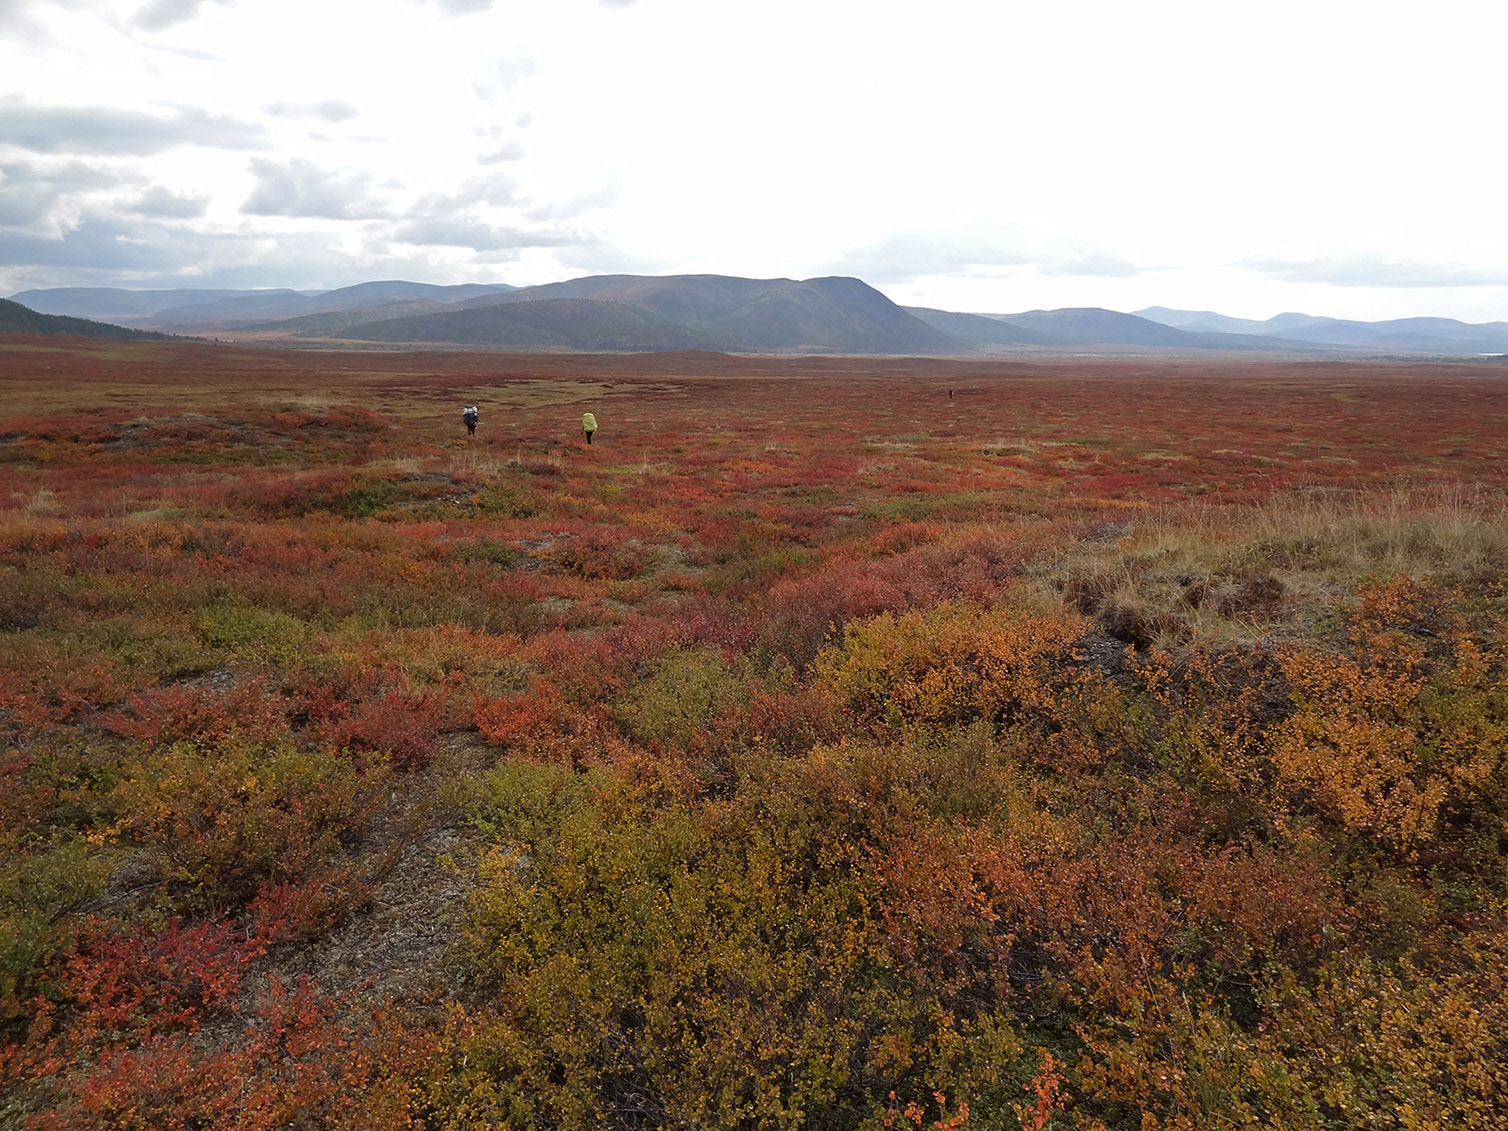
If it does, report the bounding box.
[581,412,598,445]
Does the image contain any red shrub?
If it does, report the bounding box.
[99,677,283,747]
[247,866,373,946]
[61,917,258,1041]
[472,679,569,748]
[292,665,447,769]
[473,678,629,767]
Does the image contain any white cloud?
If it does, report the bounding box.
[3,0,1507,318]
[0,0,105,46]
[409,171,522,215]
[0,208,523,291]
[419,0,497,14]
[0,158,129,228]
[522,173,620,222]
[1243,253,1508,290]
[392,216,591,252]
[126,184,209,217]
[473,48,541,102]
[263,98,360,123]
[0,213,215,274]
[132,0,233,32]
[0,98,268,155]
[826,221,1139,286]
[478,140,527,165]
[242,157,385,219]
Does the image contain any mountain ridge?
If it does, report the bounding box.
[335,275,960,354]
[8,276,1507,356]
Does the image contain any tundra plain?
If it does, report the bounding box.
[2,338,1506,1129]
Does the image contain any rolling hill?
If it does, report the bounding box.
[903,307,1060,347]
[455,274,777,321]
[347,297,719,351]
[0,297,175,340]
[341,275,960,354]
[990,307,1204,348]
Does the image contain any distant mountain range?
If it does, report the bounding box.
[1134,306,1508,354]
[8,275,1508,356]
[8,280,519,332]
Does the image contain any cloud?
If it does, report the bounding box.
[409,171,521,214]
[126,184,208,218]
[262,98,360,124]
[392,216,591,253]
[0,98,268,155]
[523,173,621,222]
[473,49,541,102]
[0,182,66,229]
[419,0,628,13]
[0,159,128,228]
[397,169,613,250]
[477,140,526,164]
[415,0,497,15]
[826,221,1140,284]
[0,209,461,292]
[1242,253,1508,289]
[242,157,385,220]
[0,214,209,274]
[0,0,101,46]
[132,0,234,32]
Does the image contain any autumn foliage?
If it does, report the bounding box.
[2,339,1506,1127]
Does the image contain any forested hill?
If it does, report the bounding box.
[0,297,175,341]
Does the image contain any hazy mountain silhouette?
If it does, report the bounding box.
[1134,307,1270,335]
[903,307,1060,347]
[11,281,516,332]
[1138,306,1508,354]
[987,308,1334,352]
[990,308,1224,348]
[9,287,280,324]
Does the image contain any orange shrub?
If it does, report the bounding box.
[1271,577,1508,855]
[812,600,1087,730]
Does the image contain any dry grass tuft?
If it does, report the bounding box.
[17,488,59,516]
[1036,484,1508,652]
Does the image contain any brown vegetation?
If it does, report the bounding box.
[2,337,1506,1128]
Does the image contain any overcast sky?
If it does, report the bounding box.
[2,0,1505,321]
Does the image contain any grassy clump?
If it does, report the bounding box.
[1038,486,1508,651]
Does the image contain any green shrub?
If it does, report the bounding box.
[472,482,540,518]
[439,760,1018,1130]
[614,646,753,749]
[0,839,111,1032]
[106,736,388,913]
[192,603,310,666]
